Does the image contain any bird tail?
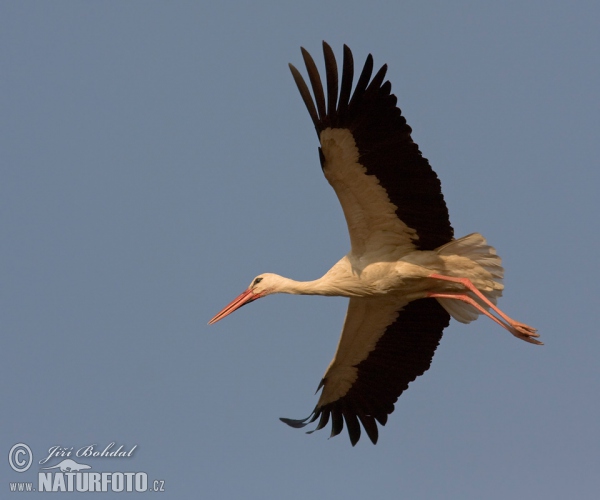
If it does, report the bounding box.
[434,233,504,323]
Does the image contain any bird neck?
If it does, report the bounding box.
[272,275,350,297]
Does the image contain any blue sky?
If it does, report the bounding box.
[2,1,599,498]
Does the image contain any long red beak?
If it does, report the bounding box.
[208,289,261,325]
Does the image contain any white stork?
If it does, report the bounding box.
[209,42,540,446]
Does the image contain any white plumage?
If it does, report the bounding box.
[209,42,540,445]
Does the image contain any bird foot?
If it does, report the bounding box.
[510,322,543,345]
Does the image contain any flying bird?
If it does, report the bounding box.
[209,42,541,446]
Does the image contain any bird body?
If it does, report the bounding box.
[209,42,540,445]
[249,234,500,302]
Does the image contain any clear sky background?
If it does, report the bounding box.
[2,1,599,498]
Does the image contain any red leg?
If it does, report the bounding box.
[427,274,541,345]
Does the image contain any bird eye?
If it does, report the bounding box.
[253,277,263,286]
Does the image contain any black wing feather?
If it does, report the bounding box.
[322,42,338,117]
[336,45,354,124]
[288,63,319,127]
[300,48,326,122]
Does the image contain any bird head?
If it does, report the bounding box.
[208,273,281,325]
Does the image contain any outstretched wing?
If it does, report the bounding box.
[281,297,450,445]
[289,42,453,256]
